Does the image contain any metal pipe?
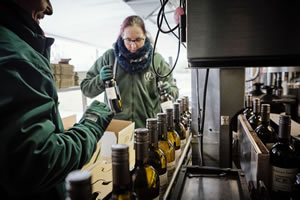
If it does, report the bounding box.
[163,133,192,200]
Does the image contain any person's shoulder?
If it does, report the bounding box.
[153,52,165,61]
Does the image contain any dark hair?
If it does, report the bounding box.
[119,15,147,37]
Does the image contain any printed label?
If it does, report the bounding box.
[161,100,173,111]
[271,166,297,192]
[105,87,117,99]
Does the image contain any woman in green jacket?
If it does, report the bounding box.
[0,0,113,199]
[81,15,179,128]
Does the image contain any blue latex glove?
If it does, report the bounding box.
[79,100,114,134]
[100,65,113,81]
[161,82,172,94]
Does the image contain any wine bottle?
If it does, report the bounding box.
[177,98,189,131]
[173,103,187,152]
[274,72,283,98]
[131,128,160,200]
[158,81,173,111]
[111,144,135,200]
[157,113,176,183]
[270,115,298,200]
[182,96,192,122]
[165,108,181,166]
[248,98,261,130]
[65,170,93,200]
[243,94,253,120]
[255,104,277,149]
[146,118,168,199]
[182,96,192,139]
[105,75,122,113]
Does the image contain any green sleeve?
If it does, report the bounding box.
[155,53,179,100]
[80,49,114,98]
[0,60,108,194]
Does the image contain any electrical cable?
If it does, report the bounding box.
[151,0,184,78]
[199,69,210,166]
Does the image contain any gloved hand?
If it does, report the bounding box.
[160,81,172,94]
[100,65,113,81]
[79,100,114,134]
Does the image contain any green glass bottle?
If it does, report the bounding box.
[65,170,92,200]
[131,128,160,200]
[165,108,181,166]
[146,118,168,199]
[157,113,176,183]
[111,144,135,200]
[173,102,187,152]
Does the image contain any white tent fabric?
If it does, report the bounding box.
[40,0,187,71]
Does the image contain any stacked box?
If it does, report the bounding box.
[50,64,75,88]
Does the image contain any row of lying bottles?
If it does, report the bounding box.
[243,94,300,200]
[65,96,192,200]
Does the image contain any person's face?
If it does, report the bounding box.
[16,0,53,24]
[122,25,146,53]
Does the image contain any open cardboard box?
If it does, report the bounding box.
[82,120,135,199]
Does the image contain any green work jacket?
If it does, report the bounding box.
[80,49,179,128]
[0,3,104,200]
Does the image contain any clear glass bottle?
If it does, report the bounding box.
[105,76,122,113]
[146,118,168,199]
[165,108,181,166]
[255,104,277,149]
[65,170,93,200]
[173,102,187,152]
[157,113,176,183]
[131,128,160,200]
[248,98,261,130]
[111,144,135,200]
[243,94,253,120]
[270,115,298,200]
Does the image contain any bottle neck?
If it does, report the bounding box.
[112,160,131,190]
[135,142,149,164]
[166,113,174,130]
[158,121,168,141]
[261,112,270,124]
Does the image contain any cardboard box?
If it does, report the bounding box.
[100,120,135,161]
[61,114,77,130]
[82,119,135,170]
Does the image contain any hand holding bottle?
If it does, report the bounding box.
[160,81,172,94]
[100,65,113,81]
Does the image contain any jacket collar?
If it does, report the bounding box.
[0,1,54,58]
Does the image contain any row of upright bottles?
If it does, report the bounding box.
[243,94,299,199]
[64,97,192,200]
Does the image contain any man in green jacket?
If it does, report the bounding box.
[81,15,179,128]
[0,0,113,199]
